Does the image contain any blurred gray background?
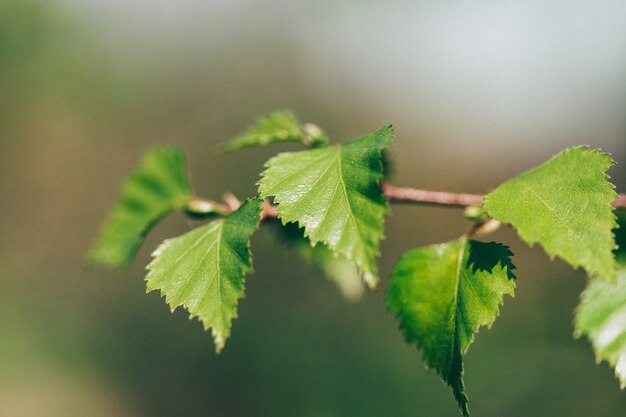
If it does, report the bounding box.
[1,1,625,416]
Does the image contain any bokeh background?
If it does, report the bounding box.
[2,1,626,416]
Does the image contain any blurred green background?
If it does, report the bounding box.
[1,1,626,416]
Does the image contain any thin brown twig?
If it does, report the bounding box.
[185,182,626,219]
[381,182,485,208]
[260,199,278,220]
[381,182,626,209]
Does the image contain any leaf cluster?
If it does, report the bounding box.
[89,111,625,416]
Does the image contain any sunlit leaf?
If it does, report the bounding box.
[221,110,328,153]
[258,126,392,288]
[484,146,617,281]
[146,198,261,352]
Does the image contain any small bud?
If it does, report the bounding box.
[475,219,502,236]
[464,205,485,220]
[302,123,329,147]
[184,197,228,218]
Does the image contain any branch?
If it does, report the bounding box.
[185,182,626,219]
[382,183,626,209]
[381,183,484,208]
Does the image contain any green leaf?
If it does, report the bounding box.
[387,238,516,416]
[484,146,617,281]
[575,273,626,389]
[221,110,328,153]
[258,126,392,288]
[274,222,364,302]
[575,210,626,389]
[88,147,192,267]
[145,198,261,353]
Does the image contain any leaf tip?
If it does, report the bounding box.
[212,329,226,353]
[377,124,394,143]
[363,272,379,290]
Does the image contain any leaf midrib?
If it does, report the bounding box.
[154,221,223,288]
[450,238,468,372]
[283,149,339,221]
[519,181,591,263]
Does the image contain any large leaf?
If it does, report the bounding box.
[146,198,261,353]
[484,146,617,281]
[274,222,364,302]
[88,147,192,267]
[221,110,328,153]
[575,210,626,388]
[258,126,392,288]
[387,238,516,416]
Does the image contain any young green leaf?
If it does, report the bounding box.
[146,198,261,353]
[258,126,392,288]
[273,222,364,302]
[575,210,626,388]
[220,110,328,153]
[88,147,192,267]
[575,273,626,389]
[484,146,617,281]
[387,238,516,416]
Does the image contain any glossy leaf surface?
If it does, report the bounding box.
[258,126,392,287]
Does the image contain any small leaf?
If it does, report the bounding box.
[575,274,626,389]
[274,222,364,302]
[387,238,516,416]
[146,198,261,353]
[221,111,328,153]
[575,210,626,388]
[484,146,617,281]
[88,147,192,267]
[258,126,392,288]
